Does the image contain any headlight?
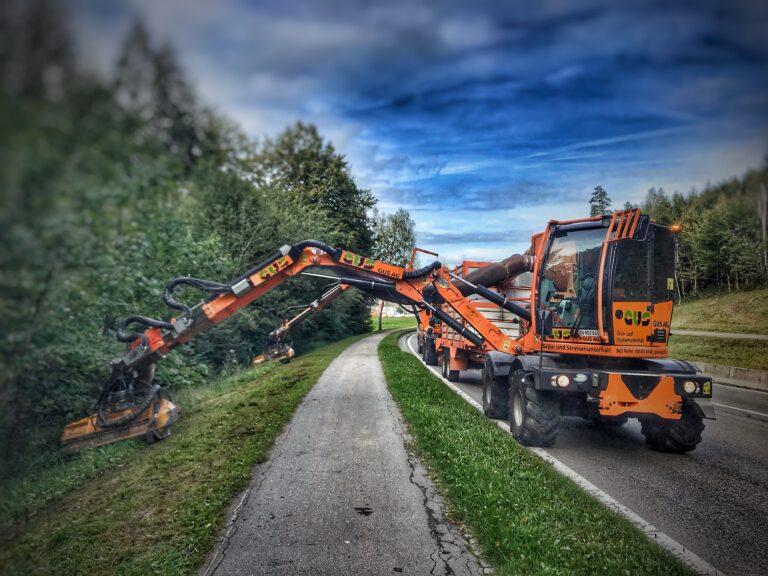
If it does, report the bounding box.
[683,380,697,394]
[556,374,570,387]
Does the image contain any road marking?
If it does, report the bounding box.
[712,402,768,419]
[403,332,725,576]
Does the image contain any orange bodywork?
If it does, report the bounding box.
[599,374,682,419]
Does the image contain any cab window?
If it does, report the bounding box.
[539,226,604,331]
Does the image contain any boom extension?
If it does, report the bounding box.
[253,283,350,365]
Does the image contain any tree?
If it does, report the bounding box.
[589,185,612,216]
[255,122,376,253]
[1,0,74,99]
[371,208,416,330]
[113,18,155,119]
[113,20,204,168]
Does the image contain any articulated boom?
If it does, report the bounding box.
[62,240,526,452]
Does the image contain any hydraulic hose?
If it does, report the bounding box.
[116,315,173,343]
[288,240,342,261]
[402,260,441,279]
[163,277,231,317]
[97,384,163,428]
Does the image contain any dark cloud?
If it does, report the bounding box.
[73,0,768,259]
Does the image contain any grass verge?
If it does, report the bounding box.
[0,334,362,576]
[673,289,768,334]
[379,331,692,576]
[669,335,768,371]
[371,315,417,331]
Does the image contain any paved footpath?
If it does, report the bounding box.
[201,333,485,576]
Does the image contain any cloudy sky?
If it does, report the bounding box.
[72,0,768,263]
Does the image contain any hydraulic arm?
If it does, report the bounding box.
[62,240,524,453]
[253,283,351,365]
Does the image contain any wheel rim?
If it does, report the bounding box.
[513,391,524,427]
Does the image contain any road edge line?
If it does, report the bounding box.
[402,331,725,576]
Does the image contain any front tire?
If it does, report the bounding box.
[641,402,704,453]
[508,370,560,447]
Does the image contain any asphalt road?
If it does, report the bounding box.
[202,333,486,576]
[403,332,768,576]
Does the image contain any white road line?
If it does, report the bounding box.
[712,402,768,419]
[403,332,725,576]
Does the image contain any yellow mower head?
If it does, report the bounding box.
[61,362,179,454]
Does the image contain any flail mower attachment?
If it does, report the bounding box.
[253,342,295,366]
[61,362,179,454]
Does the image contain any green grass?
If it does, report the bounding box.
[0,335,363,576]
[669,335,768,371]
[371,315,417,331]
[378,331,692,576]
[673,289,768,334]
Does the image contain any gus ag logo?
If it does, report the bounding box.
[615,309,650,327]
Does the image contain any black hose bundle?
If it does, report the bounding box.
[288,240,342,261]
[116,315,173,343]
[163,276,231,317]
[402,260,441,279]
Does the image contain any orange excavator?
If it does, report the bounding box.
[62,210,714,454]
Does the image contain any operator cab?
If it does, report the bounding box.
[537,212,677,351]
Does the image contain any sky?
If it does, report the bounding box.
[72,0,768,263]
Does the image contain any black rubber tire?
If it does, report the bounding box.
[441,350,460,381]
[423,336,439,366]
[508,369,560,447]
[641,402,705,453]
[481,367,509,419]
[417,334,424,354]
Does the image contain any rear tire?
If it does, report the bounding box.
[508,369,560,447]
[441,350,460,381]
[423,335,439,366]
[641,402,704,453]
[417,334,424,354]
[482,367,509,419]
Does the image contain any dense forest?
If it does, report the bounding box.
[0,3,382,468]
[591,167,768,296]
[639,170,768,296]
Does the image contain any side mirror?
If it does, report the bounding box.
[537,309,552,339]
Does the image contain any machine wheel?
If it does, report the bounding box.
[481,367,508,419]
[441,350,460,381]
[508,369,560,447]
[423,336,439,366]
[417,334,424,354]
[641,402,704,453]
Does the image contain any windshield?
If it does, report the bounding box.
[539,226,604,332]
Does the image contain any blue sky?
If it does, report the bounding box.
[72,0,768,263]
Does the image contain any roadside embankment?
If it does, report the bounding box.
[0,335,364,576]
